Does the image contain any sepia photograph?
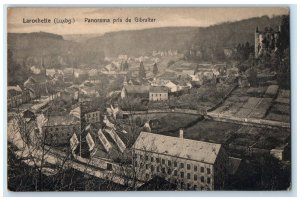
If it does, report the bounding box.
[6,7,291,192]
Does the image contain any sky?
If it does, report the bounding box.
[7,7,289,35]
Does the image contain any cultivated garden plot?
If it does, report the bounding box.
[211,86,290,121]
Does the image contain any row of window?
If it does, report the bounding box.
[86,112,100,118]
[150,93,167,97]
[135,154,211,174]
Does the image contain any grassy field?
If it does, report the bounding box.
[159,119,240,144]
[155,113,201,133]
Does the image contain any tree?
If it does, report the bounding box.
[7,49,30,86]
[139,61,146,79]
[276,15,290,89]
[153,63,158,76]
[123,60,129,71]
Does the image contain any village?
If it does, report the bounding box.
[7,23,291,191]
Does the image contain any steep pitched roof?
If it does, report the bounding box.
[133,132,222,164]
[8,85,23,97]
[124,85,150,94]
[46,115,80,126]
[24,77,36,87]
[149,86,169,93]
[8,85,22,92]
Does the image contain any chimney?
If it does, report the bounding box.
[179,129,184,139]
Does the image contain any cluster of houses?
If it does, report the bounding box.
[120,77,191,102]
[14,79,240,191]
[119,61,241,104]
[9,55,247,190]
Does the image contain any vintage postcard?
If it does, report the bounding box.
[7,7,291,191]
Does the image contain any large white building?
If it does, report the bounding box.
[132,131,229,190]
[149,86,168,101]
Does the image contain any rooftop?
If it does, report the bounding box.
[8,85,23,97]
[149,86,169,93]
[45,115,80,126]
[132,132,222,164]
[124,85,150,94]
[82,124,132,163]
[30,74,50,83]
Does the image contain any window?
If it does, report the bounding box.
[135,161,138,167]
[174,170,178,176]
[194,165,197,172]
[146,164,149,169]
[162,167,166,174]
[207,168,211,174]
[180,163,184,168]
[168,169,171,175]
[140,155,143,160]
[201,176,204,183]
[134,153,137,158]
[151,157,154,162]
[168,160,171,166]
[193,185,197,190]
[201,167,204,173]
[187,183,191,190]
[187,164,191,170]
[162,159,165,165]
[107,163,113,171]
[194,174,197,181]
[207,177,211,184]
[180,172,184,178]
[56,127,59,131]
[156,166,160,172]
[156,158,160,163]
[174,161,177,167]
[146,174,149,179]
[151,165,154,171]
[187,173,191,179]
[145,155,149,161]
